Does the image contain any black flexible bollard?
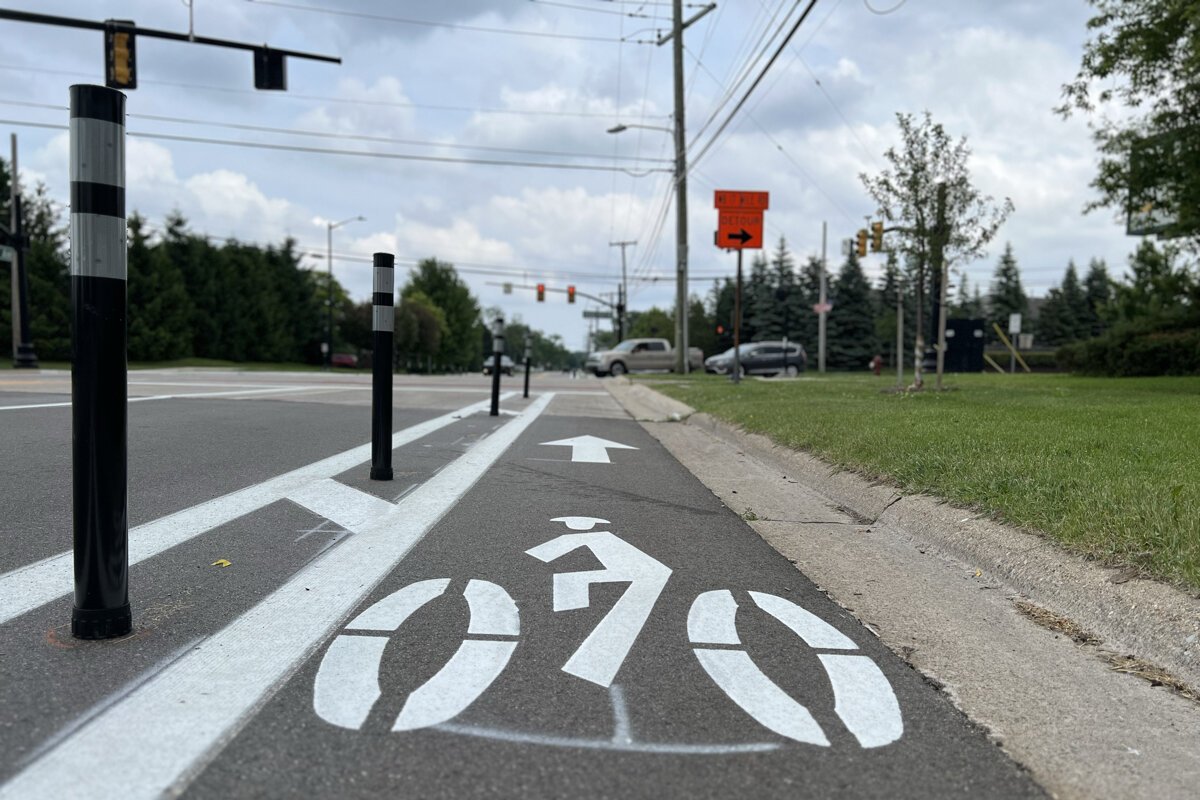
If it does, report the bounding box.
[70,84,131,640]
[522,336,531,399]
[370,252,394,481]
[489,315,504,417]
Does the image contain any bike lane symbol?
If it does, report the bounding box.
[313,578,520,731]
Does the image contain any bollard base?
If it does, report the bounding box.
[71,604,133,640]
[369,466,394,481]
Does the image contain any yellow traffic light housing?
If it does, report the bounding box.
[855,229,868,258]
[870,221,884,252]
[105,21,137,90]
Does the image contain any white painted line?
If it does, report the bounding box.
[434,722,780,755]
[0,392,554,800]
[609,685,633,745]
[749,590,857,650]
[818,654,904,748]
[0,394,515,626]
[345,579,449,632]
[687,589,742,645]
[0,385,327,411]
[393,639,518,731]
[538,435,638,464]
[312,636,388,730]
[464,579,520,637]
[287,479,394,534]
[693,648,830,747]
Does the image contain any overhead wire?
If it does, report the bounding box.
[0,98,670,165]
[241,0,639,43]
[0,118,668,175]
[0,63,659,121]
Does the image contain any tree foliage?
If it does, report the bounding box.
[1060,0,1200,240]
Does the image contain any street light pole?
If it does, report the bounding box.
[609,240,635,340]
[324,214,364,368]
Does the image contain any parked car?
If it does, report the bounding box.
[483,355,515,376]
[586,338,705,377]
[705,341,806,377]
[331,352,358,368]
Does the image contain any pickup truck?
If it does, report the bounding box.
[585,338,705,377]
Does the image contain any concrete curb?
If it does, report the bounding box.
[608,379,1200,693]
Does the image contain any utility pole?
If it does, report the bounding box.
[670,0,689,373]
[818,221,827,373]
[933,182,949,391]
[8,134,37,367]
[609,239,635,341]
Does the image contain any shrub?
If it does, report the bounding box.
[1057,311,1200,376]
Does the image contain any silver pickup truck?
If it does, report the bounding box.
[585,338,705,377]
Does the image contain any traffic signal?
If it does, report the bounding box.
[870,221,884,252]
[567,285,576,304]
[855,228,868,258]
[105,20,137,90]
[716,324,725,335]
[254,47,287,91]
[536,283,545,302]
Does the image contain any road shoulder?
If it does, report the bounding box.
[606,378,1200,800]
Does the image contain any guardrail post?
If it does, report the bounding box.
[370,252,394,480]
[70,84,130,639]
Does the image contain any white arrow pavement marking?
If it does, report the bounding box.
[0,392,554,800]
[538,435,637,464]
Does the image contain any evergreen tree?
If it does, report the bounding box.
[687,295,717,357]
[875,252,902,366]
[627,307,674,339]
[795,255,824,354]
[827,250,877,369]
[1083,258,1112,337]
[988,242,1028,340]
[708,279,736,353]
[127,214,192,361]
[1059,261,1090,341]
[1108,239,1195,323]
[743,252,772,341]
[405,258,482,371]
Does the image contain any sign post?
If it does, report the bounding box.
[713,191,768,384]
[369,252,394,481]
[490,316,505,417]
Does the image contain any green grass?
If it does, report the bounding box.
[645,372,1200,590]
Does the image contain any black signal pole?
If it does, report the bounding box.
[8,134,37,368]
[489,316,505,417]
[523,336,532,399]
[70,84,130,640]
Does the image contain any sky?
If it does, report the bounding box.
[0,0,1134,351]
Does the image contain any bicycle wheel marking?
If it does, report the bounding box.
[688,589,903,749]
[313,579,519,732]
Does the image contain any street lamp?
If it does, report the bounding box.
[608,119,690,373]
[321,214,365,368]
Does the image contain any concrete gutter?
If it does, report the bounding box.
[606,378,1200,800]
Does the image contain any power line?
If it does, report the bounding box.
[688,0,821,171]
[0,63,663,121]
[0,98,670,165]
[0,118,669,174]
[242,0,638,43]
[528,0,654,18]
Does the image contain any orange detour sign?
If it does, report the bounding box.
[714,190,768,250]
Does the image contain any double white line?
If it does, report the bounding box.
[0,391,552,799]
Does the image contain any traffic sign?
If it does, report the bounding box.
[713,190,769,211]
[717,209,764,250]
[0,245,15,263]
[582,309,610,320]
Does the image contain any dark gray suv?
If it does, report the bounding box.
[704,341,807,377]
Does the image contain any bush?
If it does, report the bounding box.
[1057,312,1200,376]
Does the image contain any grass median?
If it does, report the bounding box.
[643,372,1200,591]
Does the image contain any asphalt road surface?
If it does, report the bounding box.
[0,369,1044,798]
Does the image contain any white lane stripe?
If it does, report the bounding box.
[392,640,518,732]
[0,392,554,800]
[0,394,514,626]
[0,385,327,411]
[817,654,904,748]
[286,479,394,534]
[749,590,857,650]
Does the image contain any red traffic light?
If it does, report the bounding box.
[536,283,546,302]
[567,285,576,304]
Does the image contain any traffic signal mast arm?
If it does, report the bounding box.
[484,282,615,309]
[0,8,341,64]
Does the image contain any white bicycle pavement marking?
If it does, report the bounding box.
[0,392,554,800]
[0,393,514,627]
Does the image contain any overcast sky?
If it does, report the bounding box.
[1,0,1131,350]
